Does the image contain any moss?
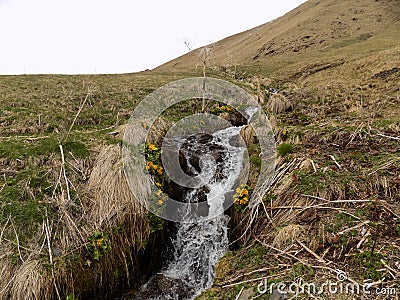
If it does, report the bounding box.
[64,140,90,158]
[353,251,385,281]
[146,213,165,233]
[0,136,59,160]
[276,143,294,157]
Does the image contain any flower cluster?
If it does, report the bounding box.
[145,142,163,176]
[210,104,235,115]
[155,189,166,206]
[146,161,163,175]
[87,232,111,261]
[147,143,158,151]
[233,184,250,206]
[219,105,233,112]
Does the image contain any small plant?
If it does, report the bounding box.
[395,224,400,237]
[87,232,111,261]
[277,143,294,156]
[353,250,385,281]
[210,104,235,115]
[147,212,165,233]
[66,293,77,300]
[233,184,251,212]
[145,142,164,178]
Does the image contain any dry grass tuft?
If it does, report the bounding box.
[272,224,305,249]
[266,94,293,114]
[87,144,148,231]
[10,259,52,300]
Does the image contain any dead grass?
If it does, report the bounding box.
[0,72,191,299]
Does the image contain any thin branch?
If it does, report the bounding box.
[10,218,24,263]
[62,87,92,142]
[329,155,341,169]
[0,215,11,244]
[59,143,71,203]
[376,133,400,140]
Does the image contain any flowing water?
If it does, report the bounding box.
[133,125,248,300]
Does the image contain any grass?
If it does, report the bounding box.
[1,4,399,297]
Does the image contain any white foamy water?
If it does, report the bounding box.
[152,126,245,300]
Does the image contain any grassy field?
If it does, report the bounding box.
[1,0,399,299]
[1,63,398,299]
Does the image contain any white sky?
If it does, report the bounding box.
[0,0,307,74]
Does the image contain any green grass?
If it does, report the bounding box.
[276,143,294,157]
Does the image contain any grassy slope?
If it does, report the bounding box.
[155,0,400,298]
[0,71,194,299]
[0,0,399,299]
[0,72,190,237]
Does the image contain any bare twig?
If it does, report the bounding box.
[0,214,11,245]
[10,218,24,263]
[376,133,400,140]
[234,286,244,300]
[296,240,327,264]
[329,155,341,169]
[62,87,92,142]
[218,266,280,287]
[59,143,71,203]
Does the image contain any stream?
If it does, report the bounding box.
[130,116,253,299]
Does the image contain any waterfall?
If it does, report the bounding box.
[133,125,247,300]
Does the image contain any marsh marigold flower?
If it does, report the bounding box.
[147,144,158,151]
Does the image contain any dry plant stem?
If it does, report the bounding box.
[10,218,24,263]
[45,214,61,300]
[0,214,11,244]
[367,157,400,176]
[219,266,280,286]
[337,220,370,235]
[254,236,362,286]
[376,133,400,140]
[311,159,317,173]
[329,155,341,169]
[234,286,244,300]
[63,87,92,142]
[1,237,35,252]
[296,239,327,264]
[346,122,364,148]
[266,205,360,220]
[222,272,287,289]
[59,143,71,203]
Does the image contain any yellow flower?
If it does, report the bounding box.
[234,199,239,205]
[240,199,245,205]
[157,168,163,175]
[242,197,248,203]
[156,189,163,197]
[152,164,158,170]
[146,161,153,170]
[156,182,162,188]
[95,238,104,247]
[235,188,241,194]
[241,189,249,196]
[147,144,158,151]
[157,199,164,206]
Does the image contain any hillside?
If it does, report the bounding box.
[0,0,399,299]
[157,0,400,83]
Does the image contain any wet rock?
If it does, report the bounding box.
[219,112,247,126]
[240,125,257,145]
[124,274,191,300]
